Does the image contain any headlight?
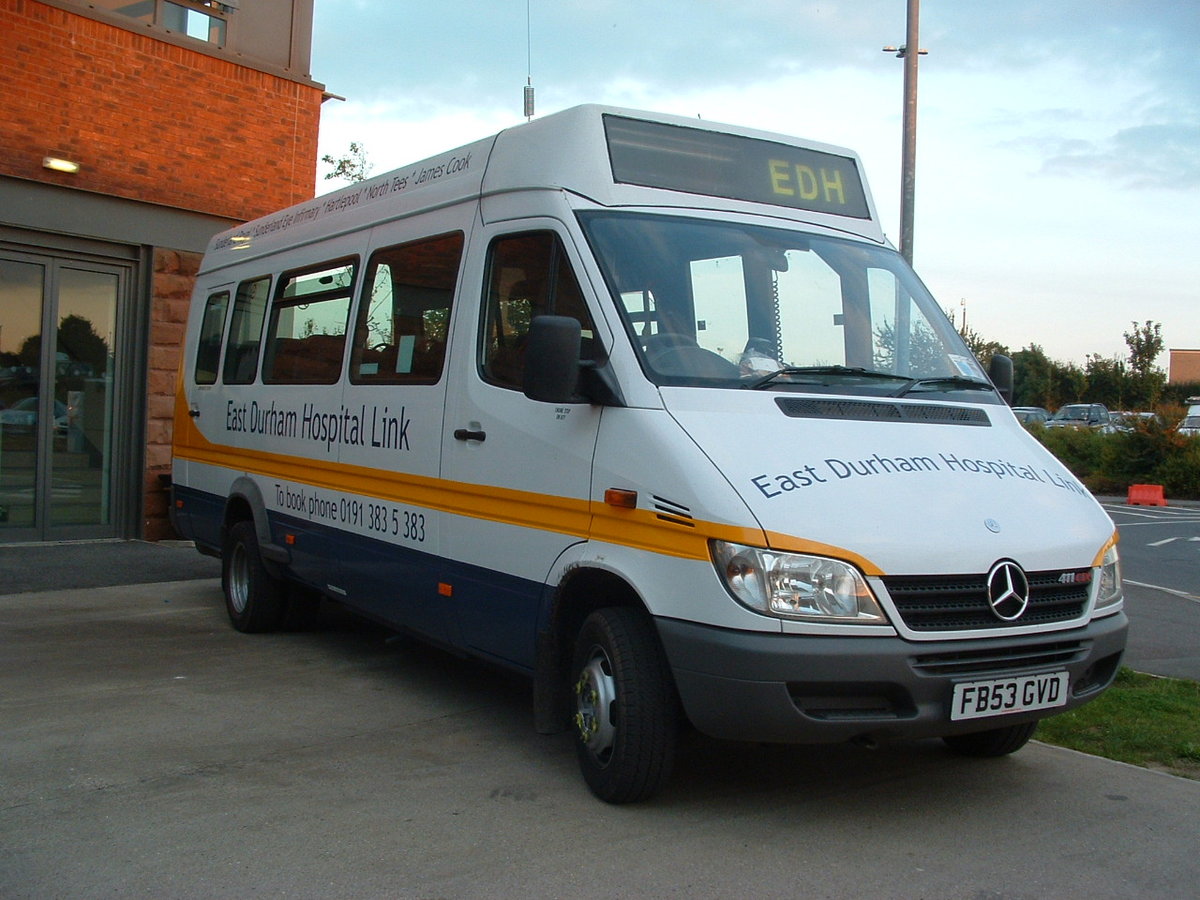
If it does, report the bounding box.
[1094,544,1123,612]
[710,540,886,623]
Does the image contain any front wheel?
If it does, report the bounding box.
[571,607,679,804]
[943,720,1038,757]
[222,520,286,633]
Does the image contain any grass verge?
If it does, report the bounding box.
[1036,667,1200,779]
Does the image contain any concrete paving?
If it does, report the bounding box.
[0,539,220,594]
[3,549,1200,898]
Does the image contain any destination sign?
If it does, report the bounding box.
[604,115,870,219]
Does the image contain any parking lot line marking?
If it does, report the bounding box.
[1124,579,1200,603]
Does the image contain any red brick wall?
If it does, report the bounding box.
[143,248,200,540]
[1,0,321,220]
[3,1,324,539]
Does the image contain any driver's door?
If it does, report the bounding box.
[440,223,608,668]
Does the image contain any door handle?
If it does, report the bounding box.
[188,406,200,418]
[453,428,486,442]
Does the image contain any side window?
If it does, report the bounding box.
[262,259,356,384]
[221,276,271,385]
[481,232,598,390]
[350,232,464,384]
[865,267,949,374]
[193,289,229,385]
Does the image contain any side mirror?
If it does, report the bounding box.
[523,315,581,403]
[988,354,1014,405]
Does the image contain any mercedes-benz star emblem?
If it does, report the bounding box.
[986,560,1030,621]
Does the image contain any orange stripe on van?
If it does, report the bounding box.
[173,388,887,570]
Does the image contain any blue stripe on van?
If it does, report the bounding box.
[174,484,544,673]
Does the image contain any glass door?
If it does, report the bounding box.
[0,253,128,540]
[0,257,45,533]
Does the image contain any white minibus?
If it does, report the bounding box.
[172,105,1127,802]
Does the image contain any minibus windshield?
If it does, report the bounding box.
[579,212,988,396]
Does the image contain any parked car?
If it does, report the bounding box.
[1012,406,1050,426]
[0,397,69,435]
[1045,403,1113,432]
[1110,411,1164,433]
[1178,397,1200,437]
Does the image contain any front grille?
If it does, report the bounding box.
[911,640,1089,677]
[883,569,1090,632]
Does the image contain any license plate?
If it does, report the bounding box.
[951,671,1070,721]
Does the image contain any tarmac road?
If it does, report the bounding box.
[2,546,1199,899]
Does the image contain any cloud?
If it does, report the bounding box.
[1041,122,1200,188]
[307,1,1200,364]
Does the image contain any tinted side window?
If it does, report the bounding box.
[194,290,229,385]
[262,259,356,384]
[350,232,464,384]
[222,276,271,385]
[481,232,597,390]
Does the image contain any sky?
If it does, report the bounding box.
[310,1,1199,372]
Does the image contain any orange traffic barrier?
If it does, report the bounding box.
[1127,484,1167,506]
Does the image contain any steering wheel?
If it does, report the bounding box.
[642,332,739,378]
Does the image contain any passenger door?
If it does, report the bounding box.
[441,224,607,668]
[256,255,358,590]
[334,228,466,641]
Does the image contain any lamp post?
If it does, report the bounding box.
[883,0,926,265]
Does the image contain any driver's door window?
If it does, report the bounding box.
[481,231,597,390]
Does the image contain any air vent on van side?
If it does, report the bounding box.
[652,495,695,527]
[774,397,991,427]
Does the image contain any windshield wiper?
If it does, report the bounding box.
[891,376,996,398]
[746,365,910,391]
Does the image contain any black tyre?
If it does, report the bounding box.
[943,720,1038,757]
[222,520,286,633]
[571,607,679,803]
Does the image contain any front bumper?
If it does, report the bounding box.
[656,611,1127,744]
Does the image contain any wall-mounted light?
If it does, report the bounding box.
[43,156,80,174]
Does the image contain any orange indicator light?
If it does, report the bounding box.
[605,488,638,509]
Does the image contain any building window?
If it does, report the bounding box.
[86,1,230,47]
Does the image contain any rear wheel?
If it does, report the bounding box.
[943,721,1038,757]
[222,520,286,633]
[571,607,679,804]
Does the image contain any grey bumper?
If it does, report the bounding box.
[655,612,1128,744]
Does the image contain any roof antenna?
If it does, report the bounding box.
[523,0,535,120]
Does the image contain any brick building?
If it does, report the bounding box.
[1168,349,1200,385]
[1,0,324,542]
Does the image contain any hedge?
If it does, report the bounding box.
[1031,423,1200,500]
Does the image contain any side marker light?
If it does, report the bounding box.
[604,488,638,509]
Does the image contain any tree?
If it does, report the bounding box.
[1011,343,1088,409]
[945,307,1009,367]
[16,314,110,378]
[57,314,109,375]
[1125,320,1163,376]
[321,142,373,184]
[1124,320,1166,409]
[1083,353,1125,409]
